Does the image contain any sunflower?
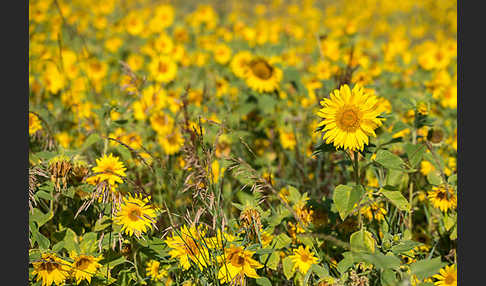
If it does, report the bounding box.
[217,245,263,285]
[29,112,43,136]
[245,57,283,93]
[145,260,168,281]
[433,264,457,286]
[157,130,184,155]
[289,245,319,275]
[69,252,103,285]
[149,56,177,83]
[150,112,175,135]
[207,229,237,249]
[317,84,385,151]
[230,51,252,78]
[428,185,457,212]
[213,43,232,65]
[114,194,158,237]
[164,224,210,270]
[362,201,388,222]
[86,153,127,187]
[32,253,71,286]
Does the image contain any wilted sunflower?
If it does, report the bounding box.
[428,185,457,212]
[245,57,283,93]
[69,252,102,285]
[289,245,319,275]
[433,264,457,286]
[217,245,263,285]
[317,84,385,151]
[114,194,158,237]
[32,253,71,286]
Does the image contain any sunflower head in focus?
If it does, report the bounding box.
[245,57,283,93]
[86,153,127,187]
[289,245,319,275]
[69,252,103,284]
[317,84,385,151]
[217,245,263,285]
[32,253,71,286]
[114,193,158,237]
[433,264,457,286]
[428,184,457,212]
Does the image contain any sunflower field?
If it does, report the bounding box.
[28,0,458,285]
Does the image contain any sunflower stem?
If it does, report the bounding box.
[353,151,363,230]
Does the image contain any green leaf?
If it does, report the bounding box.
[93,216,112,232]
[63,228,81,253]
[355,252,401,270]
[404,143,426,168]
[79,232,98,254]
[375,150,406,170]
[410,257,446,280]
[427,171,443,185]
[381,269,398,286]
[35,190,53,201]
[273,233,292,249]
[391,240,422,254]
[381,189,410,211]
[102,255,128,268]
[255,248,274,255]
[450,225,457,240]
[30,208,53,228]
[443,213,456,231]
[266,251,281,270]
[115,144,132,161]
[31,228,50,249]
[258,94,278,114]
[336,253,354,274]
[81,133,102,151]
[282,256,295,280]
[333,184,364,220]
[256,277,272,286]
[287,186,301,204]
[311,264,329,279]
[350,229,376,253]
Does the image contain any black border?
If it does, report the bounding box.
[2,0,28,283]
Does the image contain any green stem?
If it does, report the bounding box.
[353,151,363,229]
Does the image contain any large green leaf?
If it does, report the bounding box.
[256,277,272,286]
[333,184,364,220]
[350,229,376,253]
[282,256,295,280]
[391,240,422,254]
[410,257,446,280]
[273,233,292,249]
[381,189,410,211]
[355,252,401,270]
[404,143,426,168]
[375,150,406,171]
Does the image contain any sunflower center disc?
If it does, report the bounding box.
[128,208,142,221]
[158,62,168,73]
[338,108,360,131]
[250,59,273,80]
